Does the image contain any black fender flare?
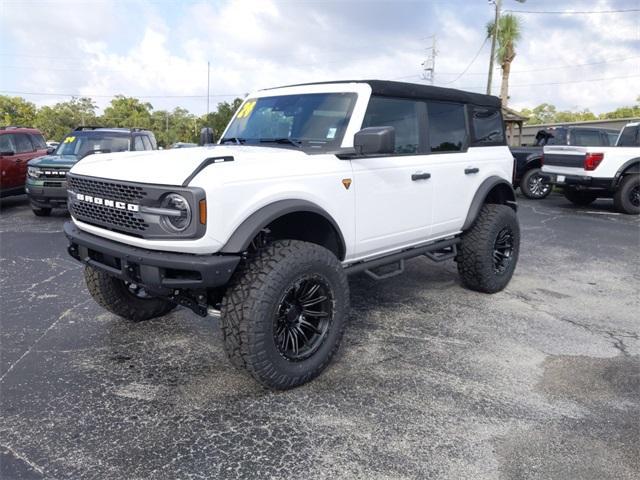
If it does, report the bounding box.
[613,157,640,187]
[220,199,346,255]
[462,176,517,231]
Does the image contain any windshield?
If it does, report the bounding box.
[222,93,357,150]
[55,132,130,158]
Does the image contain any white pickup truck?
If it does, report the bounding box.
[541,130,640,214]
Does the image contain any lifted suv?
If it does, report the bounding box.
[64,80,519,389]
[26,127,157,216]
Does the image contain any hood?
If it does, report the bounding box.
[28,154,78,167]
[69,145,310,186]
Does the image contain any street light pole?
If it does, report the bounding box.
[486,0,502,95]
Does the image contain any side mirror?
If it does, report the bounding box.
[0,150,15,156]
[46,147,56,154]
[354,126,395,155]
[200,127,215,146]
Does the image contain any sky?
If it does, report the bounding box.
[1,0,639,116]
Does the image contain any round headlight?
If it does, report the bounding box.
[160,193,191,232]
[27,166,41,178]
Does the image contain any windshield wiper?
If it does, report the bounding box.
[220,137,246,145]
[259,138,303,148]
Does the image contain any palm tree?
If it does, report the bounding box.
[487,14,522,107]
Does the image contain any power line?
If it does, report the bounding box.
[442,37,489,85]
[504,8,640,14]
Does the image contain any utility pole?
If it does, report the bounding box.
[206,61,210,118]
[486,0,502,95]
[421,35,437,84]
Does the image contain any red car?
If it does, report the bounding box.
[0,126,49,198]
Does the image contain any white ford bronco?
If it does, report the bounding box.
[541,122,640,214]
[64,80,520,389]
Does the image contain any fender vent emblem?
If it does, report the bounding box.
[342,178,352,190]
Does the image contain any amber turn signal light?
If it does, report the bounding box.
[199,199,207,225]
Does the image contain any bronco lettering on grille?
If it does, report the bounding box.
[76,193,139,212]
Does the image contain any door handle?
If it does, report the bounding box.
[465,167,479,175]
[411,172,431,181]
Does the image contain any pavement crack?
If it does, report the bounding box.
[1,444,45,475]
[0,299,91,383]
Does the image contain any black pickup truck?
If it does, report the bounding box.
[511,126,619,199]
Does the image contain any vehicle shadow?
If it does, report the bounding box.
[0,194,29,212]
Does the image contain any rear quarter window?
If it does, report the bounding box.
[0,134,15,153]
[470,106,505,146]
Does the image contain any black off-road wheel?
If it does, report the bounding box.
[456,204,520,293]
[84,266,176,322]
[32,207,51,217]
[220,240,349,390]
[613,174,640,215]
[563,188,598,206]
[520,168,552,199]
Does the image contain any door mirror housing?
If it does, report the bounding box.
[200,127,215,146]
[46,147,56,154]
[353,126,395,155]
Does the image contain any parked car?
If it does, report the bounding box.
[542,144,639,214]
[46,141,60,149]
[0,126,49,198]
[63,80,520,389]
[26,126,157,216]
[616,122,640,147]
[510,126,619,199]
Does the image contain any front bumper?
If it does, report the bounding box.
[540,173,614,191]
[64,221,240,292]
[26,179,68,208]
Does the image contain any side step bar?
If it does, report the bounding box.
[344,237,459,278]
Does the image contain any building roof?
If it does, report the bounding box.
[502,106,529,123]
[265,80,502,108]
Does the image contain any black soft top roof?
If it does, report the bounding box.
[264,79,501,108]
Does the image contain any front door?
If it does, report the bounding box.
[352,96,433,259]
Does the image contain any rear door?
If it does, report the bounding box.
[351,96,434,258]
[2,133,35,190]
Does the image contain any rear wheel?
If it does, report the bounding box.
[32,207,51,217]
[614,174,640,215]
[456,204,520,293]
[563,188,598,206]
[220,240,349,390]
[520,168,552,199]
[84,266,176,321]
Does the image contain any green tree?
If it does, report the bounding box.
[201,98,244,141]
[600,96,640,119]
[0,95,37,127]
[151,107,199,147]
[520,103,557,125]
[34,97,97,140]
[487,13,523,107]
[100,96,153,129]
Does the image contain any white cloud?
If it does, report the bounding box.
[1,0,639,115]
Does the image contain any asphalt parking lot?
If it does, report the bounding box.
[0,193,638,480]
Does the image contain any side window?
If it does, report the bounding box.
[147,133,157,150]
[571,129,604,146]
[141,136,152,150]
[30,133,47,150]
[133,136,144,151]
[617,126,639,147]
[470,106,504,145]
[14,133,34,153]
[362,96,421,154]
[0,134,16,152]
[427,102,467,152]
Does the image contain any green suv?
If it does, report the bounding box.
[26,127,157,216]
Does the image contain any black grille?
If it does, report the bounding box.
[70,201,149,232]
[68,176,147,203]
[544,153,585,168]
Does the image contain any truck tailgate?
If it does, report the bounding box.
[543,149,585,168]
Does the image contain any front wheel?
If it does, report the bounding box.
[456,204,520,293]
[614,174,640,215]
[32,207,52,217]
[220,240,349,390]
[563,188,598,206]
[84,266,176,321]
[520,168,552,199]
